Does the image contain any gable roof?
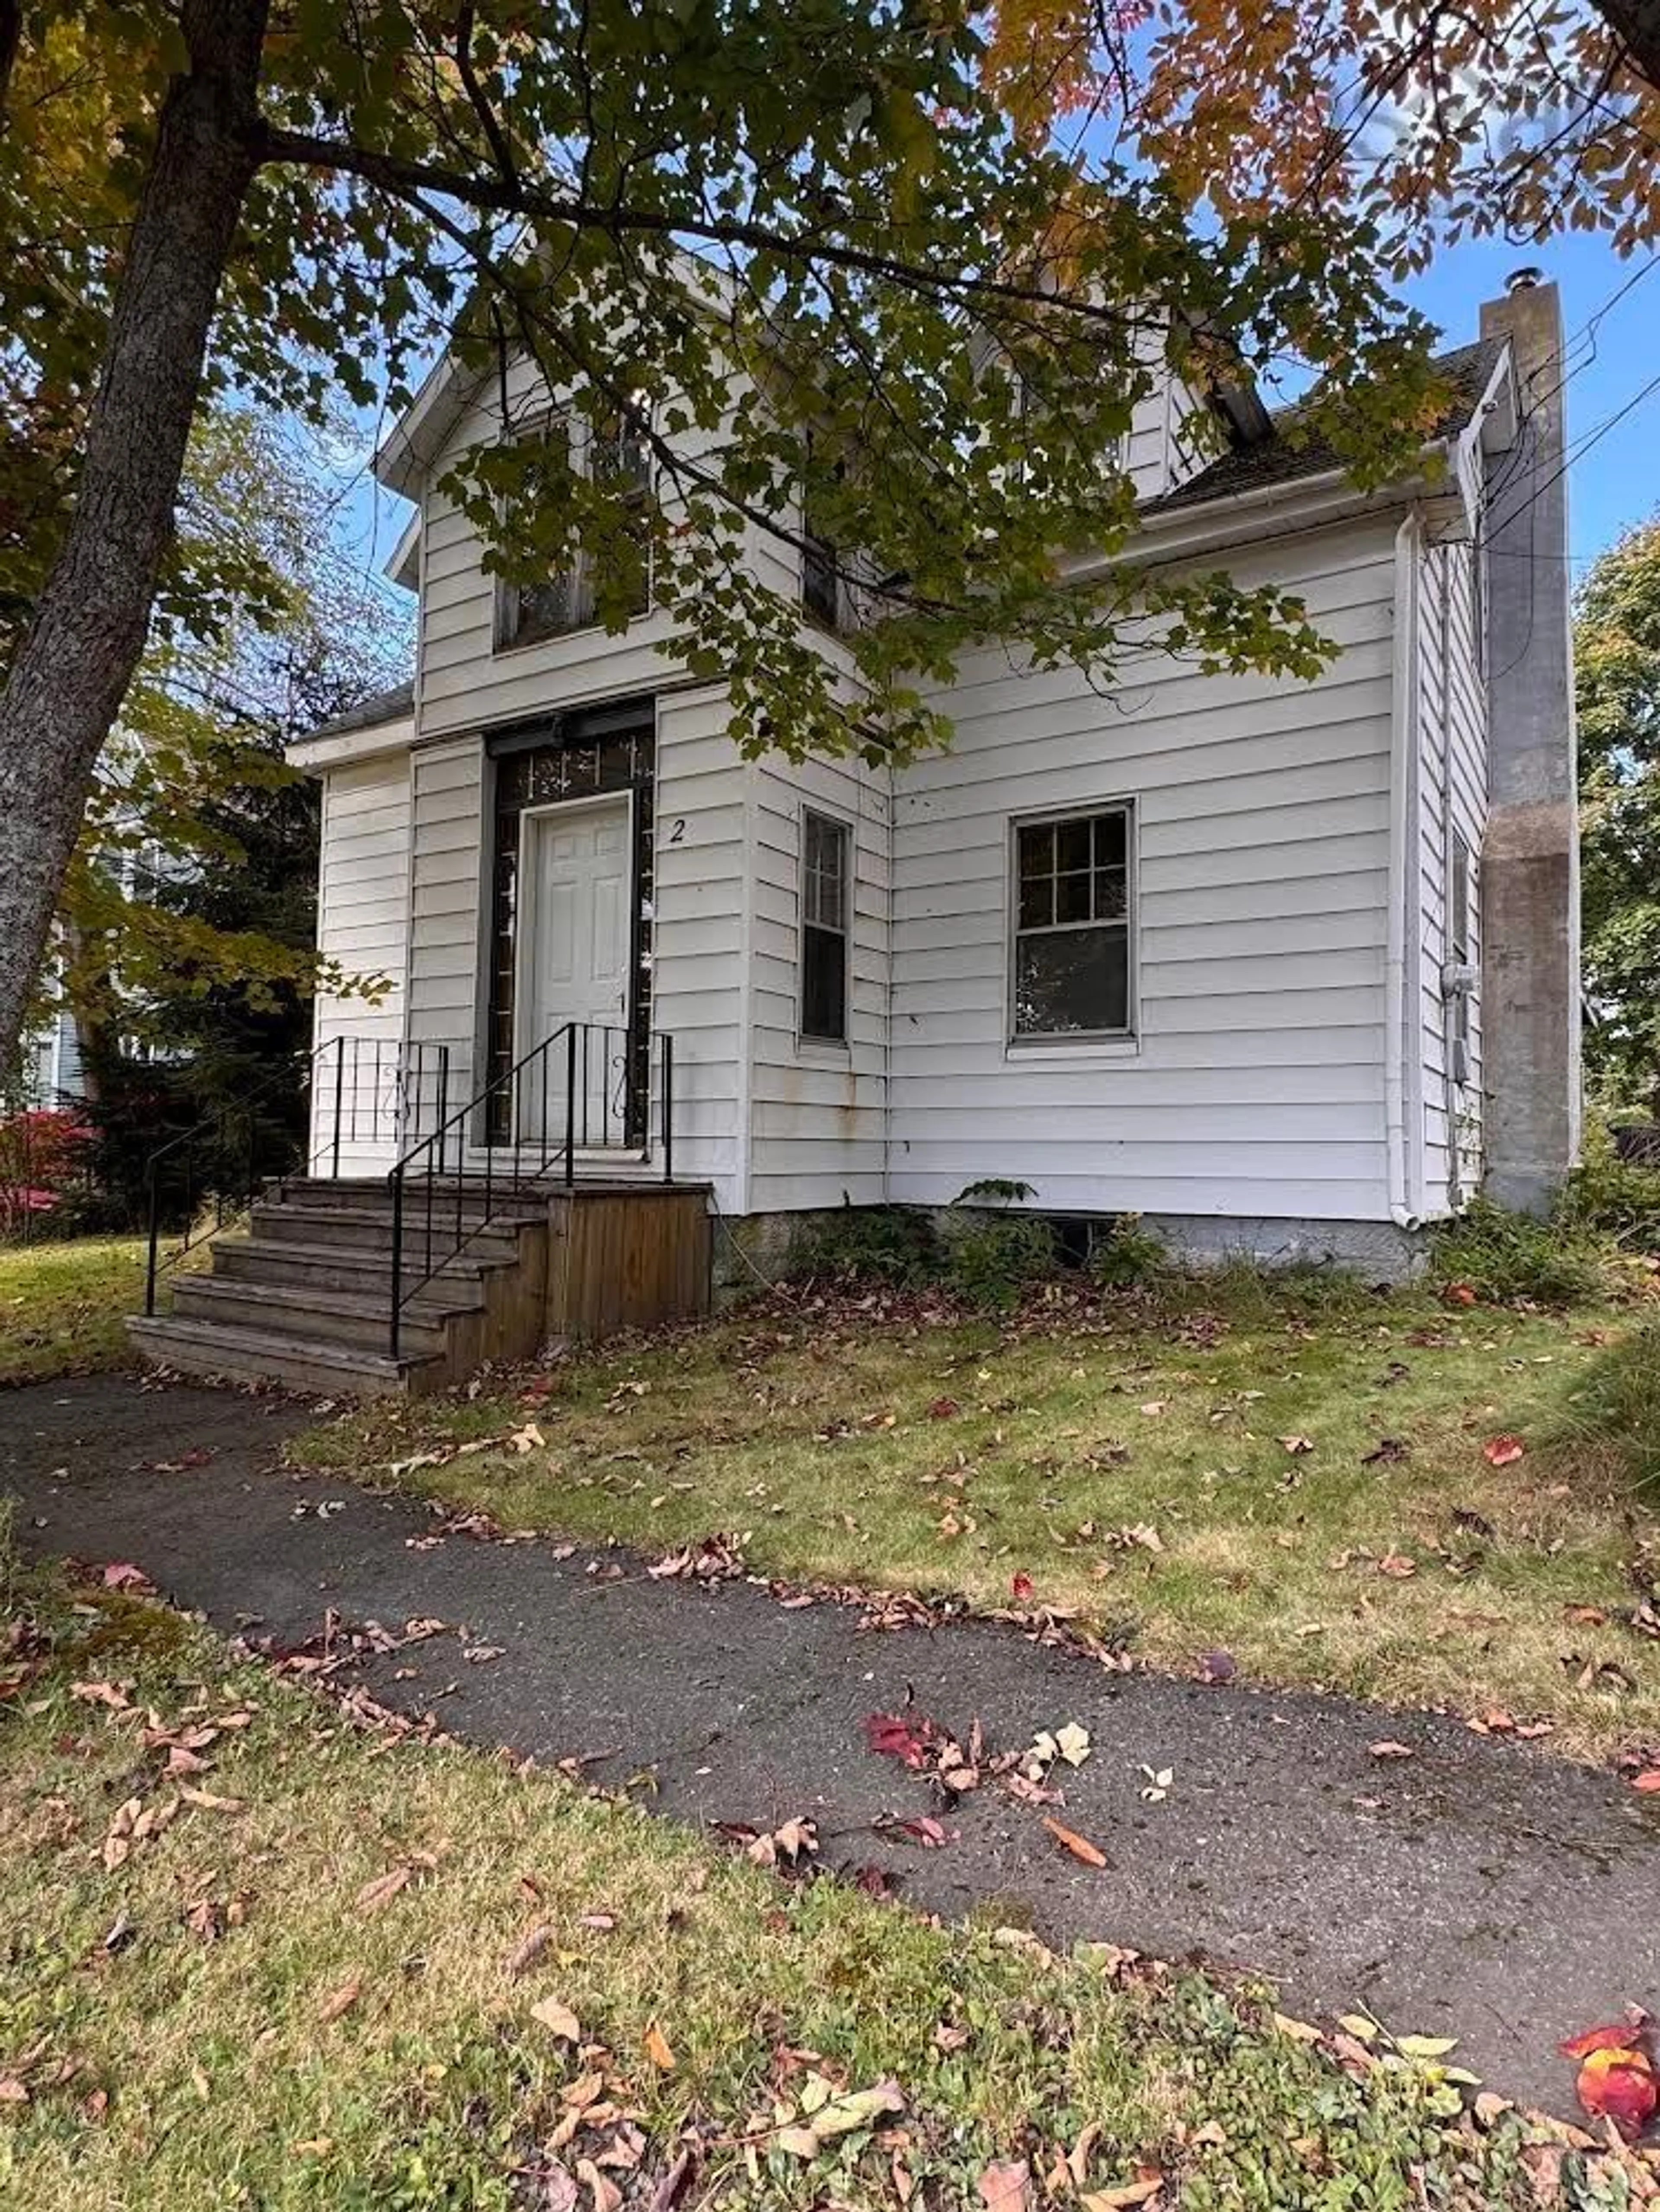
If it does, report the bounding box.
[309,679,415,740]
[1148,337,1509,515]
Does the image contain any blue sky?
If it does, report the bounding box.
[1401,232,1659,575]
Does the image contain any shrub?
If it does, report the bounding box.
[0,1107,93,1241]
[791,1203,944,1288]
[946,1210,1060,1312]
[1088,1213,1168,1290]
[1430,1196,1609,1305]
[1561,1123,1660,1254]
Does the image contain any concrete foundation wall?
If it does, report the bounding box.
[711,1202,1427,1300]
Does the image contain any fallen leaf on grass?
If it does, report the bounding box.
[1082,2174,1164,2212]
[1277,1434,1315,1456]
[1010,1571,1034,1601]
[1199,1649,1237,1684]
[100,1562,154,1593]
[179,1785,245,1814]
[1482,1435,1526,1467]
[102,1793,177,1868]
[978,2158,1032,2210]
[576,2157,622,2212]
[1042,1816,1108,1868]
[0,2078,28,2106]
[530,1996,583,2043]
[506,1924,552,1978]
[776,2078,905,2158]
[317,1976,361,2025]
[643,2022,676,2071]
[1138,1400,1168,1419]
[355,1865,412,1912]
[928,1397,960,1420]
[71,1680,132,1711]
[1376,1552,1417,1580]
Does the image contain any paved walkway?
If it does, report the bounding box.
[3,1371,1657,2119]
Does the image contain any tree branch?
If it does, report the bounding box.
[250,121,1133,332]
[1593,0,1660,89]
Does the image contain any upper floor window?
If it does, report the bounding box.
[498,406,651,650]
[801,523,843,631]
[1011,805,1133,1038]
[800,808,851,1043]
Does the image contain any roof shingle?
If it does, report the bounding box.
[1147,337,1507,515]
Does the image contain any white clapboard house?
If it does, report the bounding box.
[129,271,1579,1395]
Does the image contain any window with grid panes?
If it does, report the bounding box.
[800,810,850,1042]
[1012,807,1132,1037]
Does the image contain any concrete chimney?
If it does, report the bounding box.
[1477,274,1581,1212]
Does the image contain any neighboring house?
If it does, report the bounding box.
[19,997,84,1109]
[155,265,1573,1397]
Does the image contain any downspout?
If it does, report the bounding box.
[1436,547,1464,1213]
[1385,512,1424,1230]
[733,755,757,1218]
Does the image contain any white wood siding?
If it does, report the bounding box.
[653,686,749,1212]
[746,747,891,1211]
[311,748,412,1173]
[416,355,761,743]
[405,734,489,1101]
[886,521,1401,1221]
[1415,533,1488,1214]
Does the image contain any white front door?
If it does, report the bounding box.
[516,794,632,1145]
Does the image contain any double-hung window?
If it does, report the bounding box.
[498,405,651,650]
[1011,806,1133,1038]
[800,810,851,1043]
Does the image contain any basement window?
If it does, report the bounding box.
[1011,806,1134,1038]
[800,809,851,1044]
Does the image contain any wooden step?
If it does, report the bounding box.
[213,1237,511,1299]
[126,1314,434,1398]
[250,1202,532,1259]
[171,1275,465,1357]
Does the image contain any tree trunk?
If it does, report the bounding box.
[0,3,22,127]
[1594,0,1660,86]
[0,0,267,1067]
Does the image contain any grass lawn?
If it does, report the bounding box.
[1,1545,1644,2211]
[0,1237,150,1388]
[294,1274,1660,1764]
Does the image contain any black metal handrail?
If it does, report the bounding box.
[142,1043,321,1315]
[386,1021,675,1360]
[142,1036,452,1315]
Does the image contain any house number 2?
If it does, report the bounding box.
[668,818,686,844]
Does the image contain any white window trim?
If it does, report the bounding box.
[494,403,653,654]
[797,801,853,1052]
[1005,798,1138,1051]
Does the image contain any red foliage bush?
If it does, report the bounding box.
[0,1107,93,1237]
